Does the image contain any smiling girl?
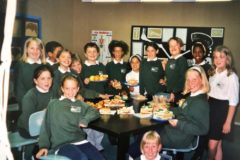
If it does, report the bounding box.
[208,46,239,160]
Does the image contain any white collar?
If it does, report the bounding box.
[85,60,99,66]
[140,154,161,160]
[170,54,182,60]
[147,57,158,62]
[27,58,42,64]
[190,90,205,97]
[58,66,71,74]
[36,86,49,93]
[113,59,124,64]
[46,57,57,65]
[59,96,76,102]
[192,59,207,66]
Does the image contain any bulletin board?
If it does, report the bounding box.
[130,26,224,60]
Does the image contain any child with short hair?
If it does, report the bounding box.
[70,54,82,74]
[165,37,188,103]
[140,42,165,97]
[36,75,104,160]
[15,37,46,105]
[45,41,63,71]
[106,40,130,95]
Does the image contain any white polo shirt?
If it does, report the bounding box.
[208,69,239,106]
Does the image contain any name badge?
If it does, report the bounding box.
[121,69,126,73]
[151,67,159,72]
[70,106,81,113]
[170,63,176,70]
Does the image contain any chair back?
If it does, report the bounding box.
[28,110,46,137]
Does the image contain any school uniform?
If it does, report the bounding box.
[126,70,140,95]
[46,58,58,71]
[106,59,129,95]
[160,92,209,148]
[38,97,104,159]
[139,58,165,96]
[81,61,107,94]
[135,154,172,160]
[165,55,188,101]
[15,59,42,105]
[17,87,54,138]
[52,67,99,99]
[208,69,239,140]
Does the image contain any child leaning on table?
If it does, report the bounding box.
[36,75,105,160]
[132,131,171,160]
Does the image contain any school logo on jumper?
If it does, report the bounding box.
[121,69,126,73]
[170,63,176,70]
[216,81,224,89]
[70,106,81,113]
[151,67,159,72]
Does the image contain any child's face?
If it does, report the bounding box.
[49,46,62,61]
[169,39,181,57]
[85,47,99,62]
[113,47,123,61]
[131,57,140,72]
[142,140,161,160]
[58,51,72,68]
[146,46,158,60]
[71,61,82,74]
[27,41,41,61]
[34,71,53,92]
[186,70,202,93]
[213,51,228,70]
[61,79,79,99]
[192,47,204,64]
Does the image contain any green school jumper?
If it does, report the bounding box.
[38,98,100,151]
[106,61,129,95]
[165,56,188,94]
[160,93,209,148]
[81,63,107,94]
[52,68,99,99]
[15,61,41,104]
[139,59,165,96]
[17,88,54,134]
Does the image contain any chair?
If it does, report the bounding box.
[8,110,46,160]
[39,155,71,160]
[162,136,199,155]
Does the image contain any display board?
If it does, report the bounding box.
[131,25,224,61]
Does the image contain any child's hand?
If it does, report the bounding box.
[36,148,48,158]
[159,79,166,85]
[79,123,87,128]
[99,94,112,99]
[129,86,134,92]
[84,78,90,85]
[222,121,231,134]
[169,93,175,102]
[168,119,178,127]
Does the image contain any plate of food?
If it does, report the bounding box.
[117,106,135,115]
[152,109,174,122]
[140,105,153,114]
[99,108,116,115]
[124,79,139,87]
[104,99,125,108]
[132,95,147,101]
[89,74,108,82]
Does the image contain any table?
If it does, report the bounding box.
[89,99,166,160]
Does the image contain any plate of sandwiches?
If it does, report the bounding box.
[89,74,108,82]
[104,99,125,108]
[132,95,147,101]
[152,109,174,122]
[117,106,135,115]
[124,79,139,87]
[99,108,116,115]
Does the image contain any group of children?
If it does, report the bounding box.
[11,36,239,160]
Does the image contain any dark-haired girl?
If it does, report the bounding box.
[139,42,165,97]
[36,75,104,160]
[106,40,130,95]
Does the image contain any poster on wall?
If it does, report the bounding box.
[131,25,224,65]
[91,30,112,65]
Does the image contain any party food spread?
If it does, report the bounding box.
[89,74,108,82]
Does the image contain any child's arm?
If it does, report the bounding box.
[223,106,236,134]
[79,102,100,127]
[36,148,48,158]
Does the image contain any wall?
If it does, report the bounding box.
[73,1,240,73]
[17,0,74,50]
